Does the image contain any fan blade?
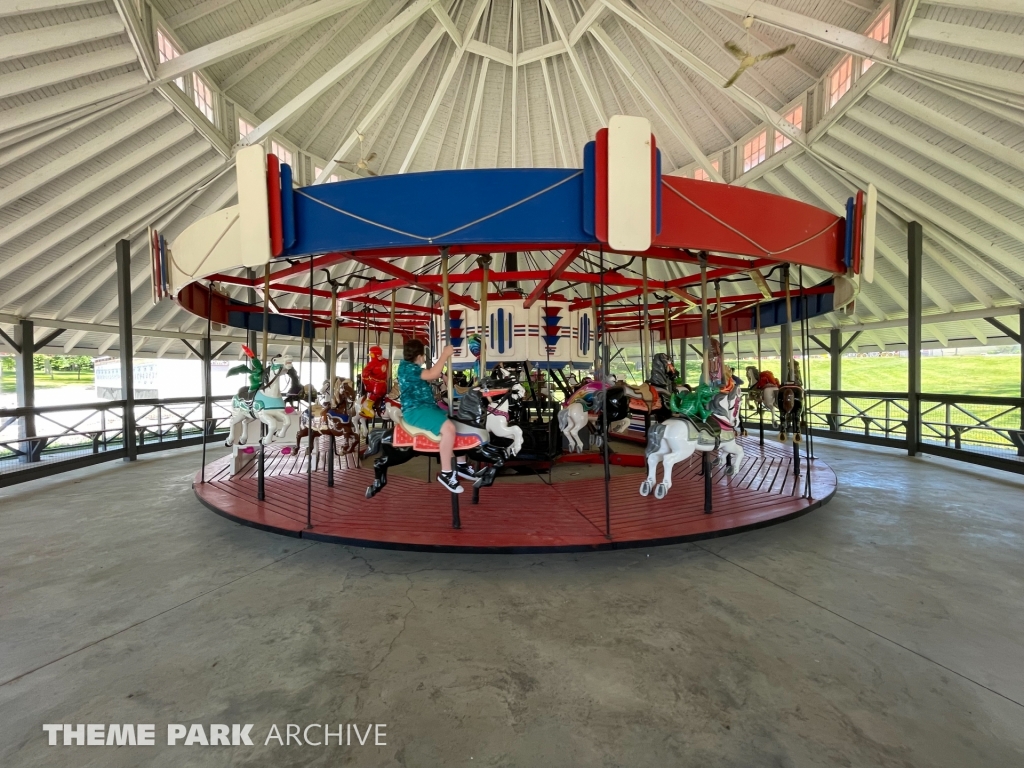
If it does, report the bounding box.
[365,152,377,162]
[757,45,794,62]
[724,40,746,59]
[366,169,378,176]
[724,67,746,88]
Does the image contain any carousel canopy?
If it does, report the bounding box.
[0,0,1022,361]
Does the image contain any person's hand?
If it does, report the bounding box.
[441,345,455,360]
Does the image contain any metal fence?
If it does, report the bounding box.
[756,389,1024,474]
[0,395,234,487]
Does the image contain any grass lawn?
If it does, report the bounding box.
[617,354,1021,397]
[0,370,94,395]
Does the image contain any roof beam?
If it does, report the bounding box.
[318,24,445,182]
[869,85,1024,177]
[0,100,172,210]
[113,0,156,80]
[398,43,466,172]
[245,0,439,147]
[908,18,1024,60]
[0,73,146,136]
[156,0,367,84]
[0,0,96,17]
[845,106,1024,211]
[217,1,311,92]
[920,0,1024,16]
[432,2,463,48]
[249,6,365,113]
[0,15,124,63]
[466,40,513,66]
[569,0,606,46]
[813,141,1024,285]
[590,26,720,179]
[165,0,236,28]
[0,123,194,250]
[0,143,212,286]
[898,50,1024,98]
[692,0,891,61]
[460,58,489,168]
[541,0,606,125]
[0,47,138,101]
[601,0,803,147]
[829,124,1024,246]
[0,158,227,310]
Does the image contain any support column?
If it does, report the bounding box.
[201,335,213,435]
[1018,306,1023,456]
[116,239,137,462]
[907,221,923,457]
[13,319,38,462]
[830,327,842,432]
[781,266,793,381]
[347,342,354,380]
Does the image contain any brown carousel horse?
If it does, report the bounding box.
[296,377,360,470]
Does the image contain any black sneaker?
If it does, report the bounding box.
[437,470,464,494]
[455,462,480,481]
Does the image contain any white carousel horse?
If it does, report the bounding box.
[558,380,635,453]
[485,382,526,456]
[744,365,780,428]
[225,356,297,448]
[640,378,745,500]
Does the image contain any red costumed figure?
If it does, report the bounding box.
[360,345,390,418]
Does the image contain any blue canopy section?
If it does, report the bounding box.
[227,306,314,339]
[751,280,836,327]
[284,168,590,256]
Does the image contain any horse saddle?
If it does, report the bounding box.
[391,417,489,452]
[676,415,733,446]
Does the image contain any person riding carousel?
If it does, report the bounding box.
[396,338,480,494]
[359,345,390,418]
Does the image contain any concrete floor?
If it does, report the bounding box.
[1,441,1023,767]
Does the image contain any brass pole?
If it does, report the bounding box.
[330,282,338,392]
[386,289,397,391]
[699,253,710,383]
[261,263,270,363]
[641,257,650,376]
[441,248,453,412]
[478,254,491,381]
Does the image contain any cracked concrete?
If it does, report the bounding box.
[1,441,1023,767]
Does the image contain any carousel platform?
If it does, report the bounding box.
[193,437,836,552]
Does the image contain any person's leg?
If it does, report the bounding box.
[439,419,455,472]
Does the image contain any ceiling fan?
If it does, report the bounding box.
[336,132,378,176]
[724,16,794,88]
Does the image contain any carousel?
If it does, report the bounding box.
[161,116,865,552]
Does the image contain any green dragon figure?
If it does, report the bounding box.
[226,345,265,398]
[668,383,717,422]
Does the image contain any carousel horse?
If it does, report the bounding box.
[627,352,678,426]
[363,378,522,498]
[225,352,297,448]
[778,359,805,443]
[558,379,635,453]
[640,370,745,500]
[296,378,360,469]
[744,365,780,428]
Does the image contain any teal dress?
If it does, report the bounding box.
[397,359,447,435]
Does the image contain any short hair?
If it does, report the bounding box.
[403,338,425,362]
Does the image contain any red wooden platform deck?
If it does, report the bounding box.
[193,438,836,552]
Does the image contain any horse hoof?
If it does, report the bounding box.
[794,433,802,444]
[779,433,787,442]
[639,480,652,497]
[726,465,737,477]
[365,487,374,499]
[654,483,668,500]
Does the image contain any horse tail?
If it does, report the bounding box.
[363,429,385,458]
[557,407,569,431]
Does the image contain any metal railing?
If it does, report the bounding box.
[0,395,234,486]
[744,389,1024,474]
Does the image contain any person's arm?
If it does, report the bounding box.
[420,346,455,381]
